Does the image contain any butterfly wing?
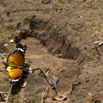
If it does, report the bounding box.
[6,66,23,79]
[7,51,25,67]
[6,45,25,79]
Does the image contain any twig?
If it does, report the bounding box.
[0,92,9,101]
[0,53,8,64]
[0,93,5,101]
[41,91,44,103]
[0,92,9,94]
[32,68,58,94]
[94,46,101,56]
[32,68,51,86]
[6,85,13,103]
[0,53,6,60]
[41,87,49,103]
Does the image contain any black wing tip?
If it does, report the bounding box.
[16,43,27,55]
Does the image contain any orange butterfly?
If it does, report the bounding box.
[6,44,26,79]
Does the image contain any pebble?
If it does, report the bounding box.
[4,44,8,47]
[88,92,93,96]
[10,39,14,43]
[21,81,27,88]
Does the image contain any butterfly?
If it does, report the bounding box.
[6,44,27,79]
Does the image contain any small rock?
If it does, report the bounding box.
[80,16,83,18]
[10,39,14,43]
[21,81,27,88]
[56,54,63,58]
[23,98,27,101]
[59,54,63,57]
[4,44,8,47]
[88,92,93,96]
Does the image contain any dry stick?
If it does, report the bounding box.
[0,53,6,59]
[0,53,8,65]
[41,91,44,103]
[0,53,9,78]
[6,85,13,103]
[95,46,101,56]
[0,92,9,101]
[0,93,5,101]
[32,68,57,94]
[41,88,49,103]
[0,92,9,94]
[32,68,51,86]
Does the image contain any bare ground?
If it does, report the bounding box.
[0,0,103,103]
